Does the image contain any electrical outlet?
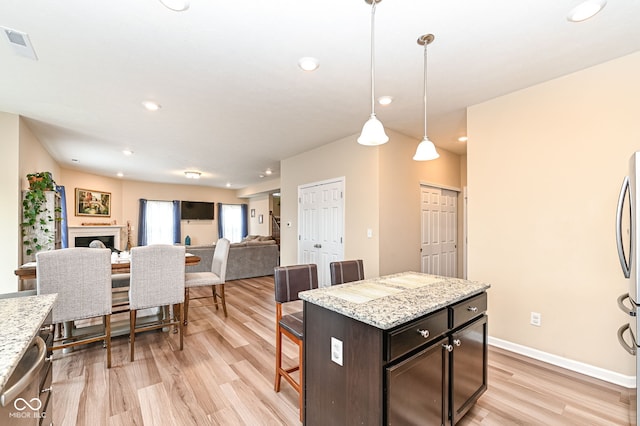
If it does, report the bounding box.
[530,312,541,327]
[331,337,343,366]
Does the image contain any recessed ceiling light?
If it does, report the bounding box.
[377,96,393,106]
[265,168,273,176]
[184,171,201,179]
[298,57,319,71]
[142,100,161,111]
[117,172,124,178]
[458,136,468,142]
[159,0,190,12]
[226,182,231,188]
[259,174,265,179]
[122,149,134,156]
[567,0,607,22]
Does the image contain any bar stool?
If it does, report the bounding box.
[329,259,364,285]
[274,264,318,421]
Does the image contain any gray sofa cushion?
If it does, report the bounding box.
[186,242,279,281]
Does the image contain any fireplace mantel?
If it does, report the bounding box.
[68,225,125,249]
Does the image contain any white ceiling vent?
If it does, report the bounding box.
[1,27,38,60]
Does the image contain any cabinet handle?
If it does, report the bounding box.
[453,339,461,347]
[442,344,453,352]
[467,306,478,313]
[417,329,430,339]
[41,385,53,394]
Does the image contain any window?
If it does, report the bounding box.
[138,199,180,245]
[218,203,248,243]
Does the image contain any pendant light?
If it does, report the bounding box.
[413,34,440,161]
[357,0,389,146]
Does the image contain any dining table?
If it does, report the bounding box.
[13,251,201,341]
[13,252,201,281]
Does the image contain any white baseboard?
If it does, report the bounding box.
[489,336,636,389]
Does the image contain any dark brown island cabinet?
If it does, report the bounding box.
[301,273,488,426]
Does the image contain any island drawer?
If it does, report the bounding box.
[385,308,448,361]
[450,292,487,329]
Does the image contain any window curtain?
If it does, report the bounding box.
[138,199,180,246]
[240,203,248,239]
[55,185,69,248]
[138,199,148,246]
[172,200,181,244]
[218,203,248,243]
[217,203,224,240]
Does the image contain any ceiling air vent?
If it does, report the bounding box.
[1,26,38,60]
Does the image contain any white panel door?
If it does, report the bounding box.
[299,179,344,287]
[440,189,458,277]
[420,185,458,277]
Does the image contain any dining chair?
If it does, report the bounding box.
[128,244,185,362]
[329,259,365,285]
[89,239,130,312]
[184,238,230,324]
[274,263,318,421]
[36,247,113,368]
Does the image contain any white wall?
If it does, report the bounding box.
[0,113,20,293]
[468,52,640,376]
[248,195,270,236]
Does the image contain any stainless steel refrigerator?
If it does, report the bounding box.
[617,152,640,425]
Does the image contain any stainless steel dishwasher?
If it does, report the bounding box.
[0,335,51,425]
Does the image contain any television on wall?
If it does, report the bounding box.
[181,201,215,220]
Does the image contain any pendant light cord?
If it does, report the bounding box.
[370,0,377,116]
[423,42,428,138]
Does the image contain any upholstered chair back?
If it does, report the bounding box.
[274,264,318,304]
[36,247,112,324]
[129,245,185,311]
[330,259,365,286]
[211,238,230,282]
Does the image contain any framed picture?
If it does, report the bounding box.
[251,209,255,218]
[75,188,111,217]
[258,214,264,224]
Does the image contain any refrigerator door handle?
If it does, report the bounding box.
[618,293,637,316]
[616,176,631,278]
[618,323,637,356]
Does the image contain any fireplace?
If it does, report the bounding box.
[75,235,116,249]
[68,226,125,250]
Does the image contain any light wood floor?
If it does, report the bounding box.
[51,276,633,425]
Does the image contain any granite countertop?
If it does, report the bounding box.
[299,272,490,330]
[0,294,57,391]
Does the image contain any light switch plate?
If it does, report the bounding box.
[331,337,343,366]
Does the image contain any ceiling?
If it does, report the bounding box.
[1,0,638,189]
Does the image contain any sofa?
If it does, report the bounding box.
[185,237,279,281]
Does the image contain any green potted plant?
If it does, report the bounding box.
[21,172,59,256]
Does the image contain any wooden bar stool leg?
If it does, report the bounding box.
[218,284,227,317]
[299,340,304,422]
[183,287,190,326]
[211,285,219,311]
[130,310,137,361]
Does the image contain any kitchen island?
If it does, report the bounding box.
[299,272,490,425]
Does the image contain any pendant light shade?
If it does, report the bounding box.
[358,113,388,146]
[358,0,389,146]
[413,34,439,161]
[413,137,439,161]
